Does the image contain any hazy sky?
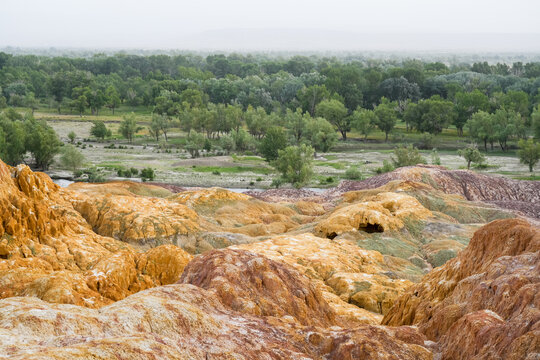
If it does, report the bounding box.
[1,0,540,50]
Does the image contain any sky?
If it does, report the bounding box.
[1,0,540,51]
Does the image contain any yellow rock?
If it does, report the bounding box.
[316,192,432,238]
[235,233,412,319]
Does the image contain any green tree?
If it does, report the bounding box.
[517,139,540,172]
[259,126,288,161]
[378,76,420,126]
[350,108,377,140]
[409,96,456,135]
[0,117,26,165]
[297,85,330,116]
[220,134,235,154]
[72,95,88,116]
[225,104,244,134]
[119,113,142,143]
[90,120,111,140]
[466,111,496,151]
[285,108,307,143]
[492,109,522,151]
[497,90,530,119]
[24,118,62,170]
[458,145,486,170]
[60,144,85,171]
[24,92,40,115]
[532,107,540,140]
[316,99,349,140]
[454,90,490,136]
[148,113,171,141]
[305,117,338,153]
[105,85,121,114]
[245,106,271,139]
[374,99,398,142]
[272,144,314,188]
[185,131,205,158]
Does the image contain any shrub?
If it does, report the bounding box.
[140,167,155,181]
[417,134,438,150]
[391,145,426,168]
[90,121,111,140]
[430,149,441,165]
[130,167,139,175]
[84,167,105,183]
[271,178,283,189]
[60,145,85,171]
[116,168,132,178]
[375,160,395,174]
[345,166,363,180]
[68,131,76,144]
[212,170,221,175]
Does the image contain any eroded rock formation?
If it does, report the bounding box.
[0,162,192,307]
[0,249,432,360]
[1,160,538,359]
[383,219,540,360]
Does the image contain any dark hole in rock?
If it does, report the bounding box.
[359,223,384,233]
[0,254,8,259]
[327,232,337,240]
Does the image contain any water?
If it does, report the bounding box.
[53,179,74,187]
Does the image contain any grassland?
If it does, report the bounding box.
[38,108,536,189]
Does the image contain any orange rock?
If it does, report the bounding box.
[70,191,200,247]
[0,249,432,360]
[0,161,192,307]
[383,219,540,360]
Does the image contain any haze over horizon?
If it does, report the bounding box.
[1,0,540,51]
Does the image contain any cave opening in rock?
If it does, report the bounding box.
[359,223,384,233]
[327,232,338,240]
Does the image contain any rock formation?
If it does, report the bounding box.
[234,233,414,321]
[1,159,538,359]
[0,162,192,307]
[383,218,540,360]
[330,165,540,219]
[0,249,432,360]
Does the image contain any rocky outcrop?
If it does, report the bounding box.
[315,192,432,238]
[234,233,417,321]
[70,191,201,247]
[171,187,317,237]
[0,162,192,307]
[330,165,540,219]
[179,248,337,327]
[0,248,432,360]
[383,219,540,360]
